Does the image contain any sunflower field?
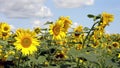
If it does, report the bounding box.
[0,12,120,68]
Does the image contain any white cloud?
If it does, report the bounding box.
[32,20,42,27]
[53,0,94,8]
[0,0,53,18]
[10,24,16,31]
[32,19,50,28]
[105,30,110,34]
[69,22,79,32]
[71,22,79,28]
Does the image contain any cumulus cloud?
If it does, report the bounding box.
[32,20,42,27]
[10,24,16,31]
[32,19,50,28]
[71,22,79,28]
[53,0,94,8]
[0,0,53,18]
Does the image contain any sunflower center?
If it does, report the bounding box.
[75,33,80,37]
[113,43,118,47]
[74,31,80,37]
[21,37,32,48]
[2,32,7,36]
[53,26,60,36]
[4,27,9,31]
[63,21,69,28]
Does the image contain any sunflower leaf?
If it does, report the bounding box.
[44,21,53,25]
[87,14,95,18]
[38,56,46,64]
[0,39,8,46]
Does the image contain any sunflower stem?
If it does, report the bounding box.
[83,22,98,47]
[77,58,80,68]
[17,52,22,68]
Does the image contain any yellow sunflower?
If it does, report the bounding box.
[93,26,104,39]
[0,22,11,40]
[55,51,67,59]
[118,53,120,58]
[101,12,114,26]
[0,22,10,32]
[49,22,66,40]
[76,44,83,50]
[1,32,10,40]
[59,16,72,32]
[14,29,40,56]
[73,25,83,38]
[34,27,41,34]
[112,42,119,48]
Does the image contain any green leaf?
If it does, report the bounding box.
[29,56,37,63]
[83,52,98,62]
[44,21,53,25]
[6,55,14,61]
[41,28,47,31]
[37,56,46,64]
[87,14,95,18]
[83,27,90,31]
[93,15,101,21]
[0,39,8,45]
[67,48,81,58]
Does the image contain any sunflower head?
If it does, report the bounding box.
[112,42,119,48]
[34,27,41,34]
[76,44,83,50]
[49,22,66,40]
[73,25,83,38]
[1,32,10,40]
[118,53,120,58]
[14,29,40,56]
[59,16,72,32]
[0,22,10,32]
[101,12,114,26]
[0,22,11,40]
[55,51,67,59]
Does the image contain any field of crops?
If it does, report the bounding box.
[0,12,120,68]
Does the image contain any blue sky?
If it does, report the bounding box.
[0,0,120,33]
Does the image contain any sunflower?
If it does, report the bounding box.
[93,26,104,39]
[1,32,10,40]
[0,22,11,40]
[14,29,40,56]
[73,25,83,38]
[112,42,119,48]
[118,53,120,58]
[76,44,83,50]
[49,22,66,40]
[55,51,67,59]
[101,12,114,26]
[34,27,41,34]
[0,22,10,32]
[91,40,99,48]
[59,16,72,32]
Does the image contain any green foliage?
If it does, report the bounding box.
[0,13,119,68]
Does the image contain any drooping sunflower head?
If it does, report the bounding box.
[73,25,83,38]
[33,27,41,34]
[49,22,66,40]
[14,29,40,56]
[59,16,72,32]
[101,12,114,26]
